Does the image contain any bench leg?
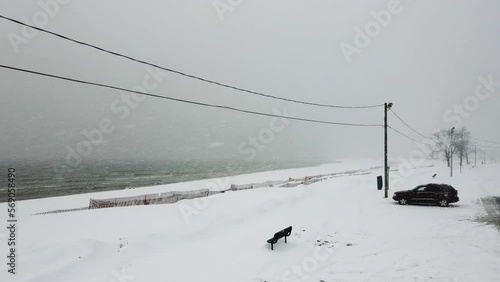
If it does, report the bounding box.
[271,243,273,250]
[285,236,287,243]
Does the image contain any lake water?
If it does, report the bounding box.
[2,159,323,201]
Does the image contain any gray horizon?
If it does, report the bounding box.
[1,0,499,166]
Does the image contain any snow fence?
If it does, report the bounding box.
[89,189,210,209]
[87,177,323,210]
[86,171,373,210]
[38,168,376,214]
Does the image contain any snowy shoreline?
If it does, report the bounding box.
[14,159,383,216]
[1,159,499,282]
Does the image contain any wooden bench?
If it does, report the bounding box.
[267,226,292,250]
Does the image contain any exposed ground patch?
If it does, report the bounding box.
[479,197,500,228]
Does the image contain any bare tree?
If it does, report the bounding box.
[454,127,472,172]
[432,129,457,167]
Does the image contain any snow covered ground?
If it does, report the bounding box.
[1,159,499,282]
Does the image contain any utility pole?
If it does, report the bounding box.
[384,102,393,198]
[450,127,455,177]
[475,146,477,167]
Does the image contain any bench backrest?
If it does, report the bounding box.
[274,226,292,239]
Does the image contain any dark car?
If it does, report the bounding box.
[392,184,459,207]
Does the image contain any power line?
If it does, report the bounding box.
[389,109,430,139]
[389,124,500,149]
[0,64,383,128]
[388,125,427,144]
[389,108,499,148]
[472,137,500,145]
[389,125,500,151]
[474,143,500,150]
[0,14,384,110]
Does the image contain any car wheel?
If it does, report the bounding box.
[398,198,408,205]
[438,199,449,207]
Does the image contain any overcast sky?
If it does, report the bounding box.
[1,0,499,164]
